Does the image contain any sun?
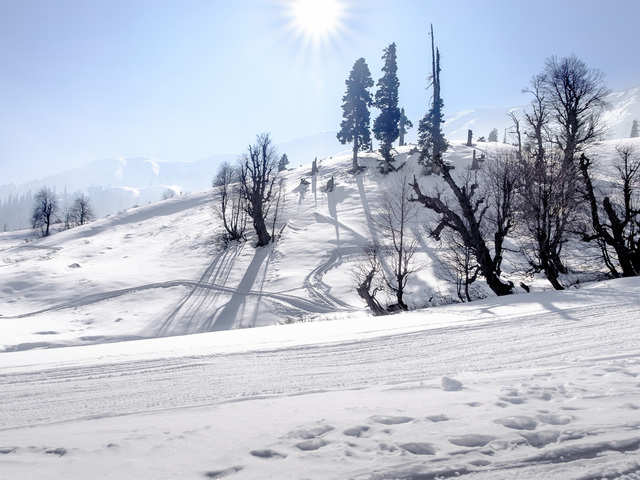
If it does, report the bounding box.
[285,0,346,45]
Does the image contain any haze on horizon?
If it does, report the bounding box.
[1,0,639,184]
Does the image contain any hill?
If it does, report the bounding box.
[3,138,639,352]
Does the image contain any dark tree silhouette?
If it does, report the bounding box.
[214,161,247,242]
[373,43,401,173]
[32,187,58,237]
[278,153,290,172]
[417,24,447,175]
[239,134,278,247]
[578,147,640,277]
[398,108,413,147]
[337,58,374,172]
[71,194,94,226]
[541,55,609,166]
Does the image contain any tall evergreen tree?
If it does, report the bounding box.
[631,120,639,138]
[373,43,401,174]
[417,24,447,175]
[398,108,413,147]
[337,58,374,172]
[488,128,499,142]
[278,153,289,172]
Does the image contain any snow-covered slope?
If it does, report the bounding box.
[4,139,639,352]
[0,276,639,479]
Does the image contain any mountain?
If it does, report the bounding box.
[442,85,640,142]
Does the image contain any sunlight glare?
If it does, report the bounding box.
[286,0,346,45]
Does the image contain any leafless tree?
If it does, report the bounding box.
[239,134,278,247]
[441,228,479,302]
[32,187,58,237]
[214,161,247,242]
[578,146,640,277]
[70,194,94,226]
[354,246,387,316]
[523,74,551,163]
[518,150,576,289]
[376,174,418,311]
[410,156,517,296]
[507,111,522,159]
[541,56,609,166]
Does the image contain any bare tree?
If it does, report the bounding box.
[578,146,640,277]
[411,156,517,296]
[32,187,58,237]
[354,246,387,316]
[214,161,247,242]
[376,174,418,311]
[240,134,278,247]
[71,194,94,226]
[541,56,609,166]
[441,228,479,302]
[507,111,522,159]
[523,74,551,163]
[519,150,576,289]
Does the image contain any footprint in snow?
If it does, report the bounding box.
[203,466,243,478]
[519,430,560,448]
[343,426,370,437]
[400,442,436,455]
[448,435,496,448]
[495,416,538,431]
[370,415,414,425]
[250,449,286,459]
[426,414,449,422]
[288,424,334,440]
[296,438,328,451]
[441,376,463,391]
[537,413,572,425]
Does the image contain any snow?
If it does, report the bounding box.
[0,276,639,479]
[2,137,640,478]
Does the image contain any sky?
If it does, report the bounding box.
[1,0,639,184]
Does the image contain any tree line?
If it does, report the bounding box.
[342,26,640,314]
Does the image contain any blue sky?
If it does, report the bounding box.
[1,0,639,183]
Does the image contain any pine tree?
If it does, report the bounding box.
[373,43,401,174]
[631,120,639,138]
[417,24,447,175]
[488,128,498,142]
[278,153,289,172]
[337,58,374,172]
[398,108,413,147]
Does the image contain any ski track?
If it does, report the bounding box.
[1,298,638,431]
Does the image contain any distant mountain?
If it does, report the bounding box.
[2,85,639,231]
[442,85,640,142]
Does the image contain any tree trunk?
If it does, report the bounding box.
[352,137,359,172]
[253,208,271,247]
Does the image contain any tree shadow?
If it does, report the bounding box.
[208,245,271,331]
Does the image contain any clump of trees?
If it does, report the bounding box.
[278,153,290,172]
